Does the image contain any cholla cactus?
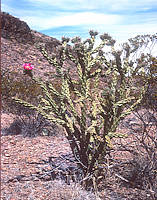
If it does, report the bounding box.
[14,31,152,187]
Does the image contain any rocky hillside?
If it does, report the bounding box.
[1,12,62,78]
[1,12,61,46]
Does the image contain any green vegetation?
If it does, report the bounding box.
[11,31,156,189]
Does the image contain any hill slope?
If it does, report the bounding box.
[1,12,62,78]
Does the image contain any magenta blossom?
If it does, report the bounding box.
[23,63,34,70]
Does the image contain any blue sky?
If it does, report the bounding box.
[2,0,157,43]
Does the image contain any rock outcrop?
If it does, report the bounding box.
[1,12,34,44]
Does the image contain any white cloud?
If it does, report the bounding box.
[107,0,157,11]
[20,12,122,30]
[26,0,157,12]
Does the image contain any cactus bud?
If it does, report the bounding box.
[89,30,99,37]
[61,36,70,43]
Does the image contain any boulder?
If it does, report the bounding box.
[1,12,34,44]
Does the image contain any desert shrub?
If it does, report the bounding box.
[2,103,58,137]
[110,105,157,199]
[19,112,58,137]
[130,108,156,195]
[139,56,157,110]
[1,69,42,113]
[13,31,156,190]
[2,119,22,136]
[124,156,156,190]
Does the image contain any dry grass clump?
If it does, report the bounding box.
[2,180,98,200]
[48,180,97,200]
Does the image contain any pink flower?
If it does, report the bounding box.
[23,63,34,70]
